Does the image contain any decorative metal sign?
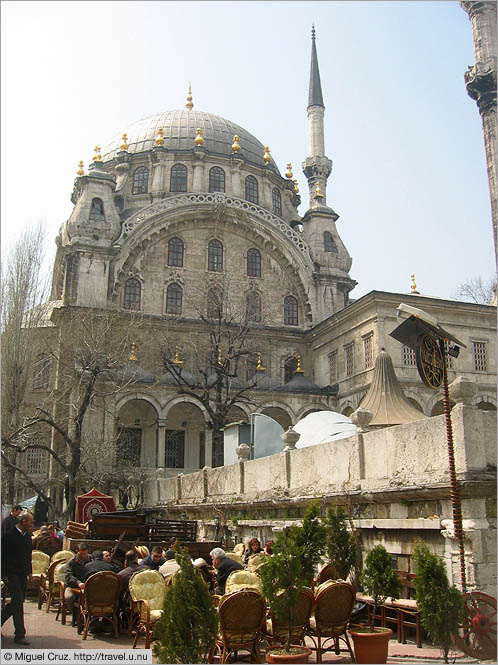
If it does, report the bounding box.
[415,333,444,389]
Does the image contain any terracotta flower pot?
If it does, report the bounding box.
[349,626,392,664]
[266,645,312,663]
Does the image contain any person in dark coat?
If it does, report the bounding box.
[1,504,23,536]
[1,512,34,644]
[117,549,145,592]
[140,545,165,570]
[209,547,244,595]
[83,550,120,580]
[64,542,91,625]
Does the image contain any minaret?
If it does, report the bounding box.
[460,1,497,265]
[302,25,332,209]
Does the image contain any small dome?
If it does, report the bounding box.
[279,373,322,394]
[113,362,154,384]
[252,369,281,391]
[102,109,280,173]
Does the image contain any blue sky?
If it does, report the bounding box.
[1,1,494,300]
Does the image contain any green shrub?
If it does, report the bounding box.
[325,506,357,581]
[289,500,326,584]
[360,544,402,632]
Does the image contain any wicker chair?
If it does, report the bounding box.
[28,551,50,594]
[51,550,73,564]
[225,552,244,565]
[233,543,246,557]
[78,571,121,640]
[264,587,314,649]
[315,563,338,587]
[129,569,166,649]
[247,553,268,573]
[34,535,62,558]
[305,581,356,663]
[225,570,263,595]
[38,559,63,612]
[209,589,266,664]
[54,562,68,624]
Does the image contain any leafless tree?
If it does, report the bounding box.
[453,274,497,305]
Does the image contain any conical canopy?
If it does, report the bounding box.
[359,350,427,426]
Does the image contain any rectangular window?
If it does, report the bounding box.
[165,430,185,468]
[344,342,354,378]
[27,447,45,475]
[328,350,338,384]
[363,333,374,370]
[444,341,454,370]
[473,342,487,372]
[403,345,416,366]
[117,428,141,467]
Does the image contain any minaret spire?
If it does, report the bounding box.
[302,26,332,208]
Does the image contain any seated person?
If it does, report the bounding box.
[243,537,263,565]
[83,549,121,580]
[193,557,213,591]
[64,542,92,626]
[140,545,165,570]
[117,549,145,592]
[209,547,243,595]
[264,540,273,555]
[158,550,180,583]
[31,525,50,549]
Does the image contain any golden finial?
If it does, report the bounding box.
[93,146,102,163]
[295,355,304,373]
[195,128,204,147]
[173,346,183,365]
[218,348,223,365]
[186,83,193,110]
[293,179,299,194]
[232,135,241,154]
[285,163,293,179]
[129,342,137,362]
[156,128,165,146]
[256,352,266,371]
[120,133,129,151]
[77,161,84,176]
[410,273,419,294]
[315,183,324,198]
[263,146,271,165]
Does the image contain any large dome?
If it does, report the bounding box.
[102,109,280,172]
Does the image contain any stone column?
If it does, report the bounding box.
[205,429,213,468]
[156,418,167,468]
[192,151,206,191]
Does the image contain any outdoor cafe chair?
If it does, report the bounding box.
[78,571,121,639]
[225,570,263,595]
[51,550,73,564]
[54,562,68,624]
[263,586,314,649]
[38,559,62,612]
[129,569,166,649]
[29,551,50,594]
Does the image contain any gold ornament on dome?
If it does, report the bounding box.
[410,273,419,294]
[93,146,102,162]
[315,183,323,198]
[263,146,271,165]
[195,128,204,147]
[120,133,129,151]
[256,352,266,372]
[186,83,194,110]
[129,342,138,362]
[232,135,241,153]
[295,355,304,373]
[285,163,293,179]
[293,179,299,194]
[77,161,84,176]
[173,346,183,365]
[156,128,165,146]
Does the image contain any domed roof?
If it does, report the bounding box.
[102,109,280,173]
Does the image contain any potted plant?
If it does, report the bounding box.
[154,545,218,663]
[291,500,326,586]
[325,506,357,582]
[413,543,464,663]
[349,544,402,664]
[259,530,312,663]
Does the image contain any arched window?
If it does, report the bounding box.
[208,239,223,272]
[284,295,298,326]
[246,291,261,322]
[272,187,282,216]
[209,167,225,193]
[284,356,298,383]
[247,248,261,277]
[89,198,105,221]
[207,287,223,319]
[33,355,50,390]
[124,278,141,310]
[245,175,258,204]
[166,282,182,315]
[167,237,184,267]
[170,164,187,192]
[132,166,149,195]
[324,231,338,252]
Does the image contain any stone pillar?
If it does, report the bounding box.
[230,158,243,199]
[192,151,206,191]
[205,429,213,468]
[157,419,167,468]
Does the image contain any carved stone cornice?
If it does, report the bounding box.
[460,1,493,18]
[464,58,497,114]
[302,155,333,182]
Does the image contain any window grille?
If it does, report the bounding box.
[473,342,487,372]
[132,166,149,194]
[403,345,416,366]
[207,287,223,319]
[247,248,261,277]
[272,187,282,215]
[167,237,184,267]
[284,356,298,383]
[170,164,187,192]
[208,239,223,272]
[345,342,354,377]
[328,350,338,384]
[27,447,45,475]
[166,283,182,315]
[324,231,338,252]
[89,198,105,221]
[245,175,258,204]
[246,291,261,322]
[33,355,50,390]
[165,430,185,468]
[124,278,141,310]
[117,428,141,467]
[284,296,298,326]
[363,334,374,370]
[209,167,225,193]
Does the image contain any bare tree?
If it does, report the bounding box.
[453,274,497,305]
[1,221,49,503]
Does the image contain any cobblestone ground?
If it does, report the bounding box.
[0,597,481,663]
